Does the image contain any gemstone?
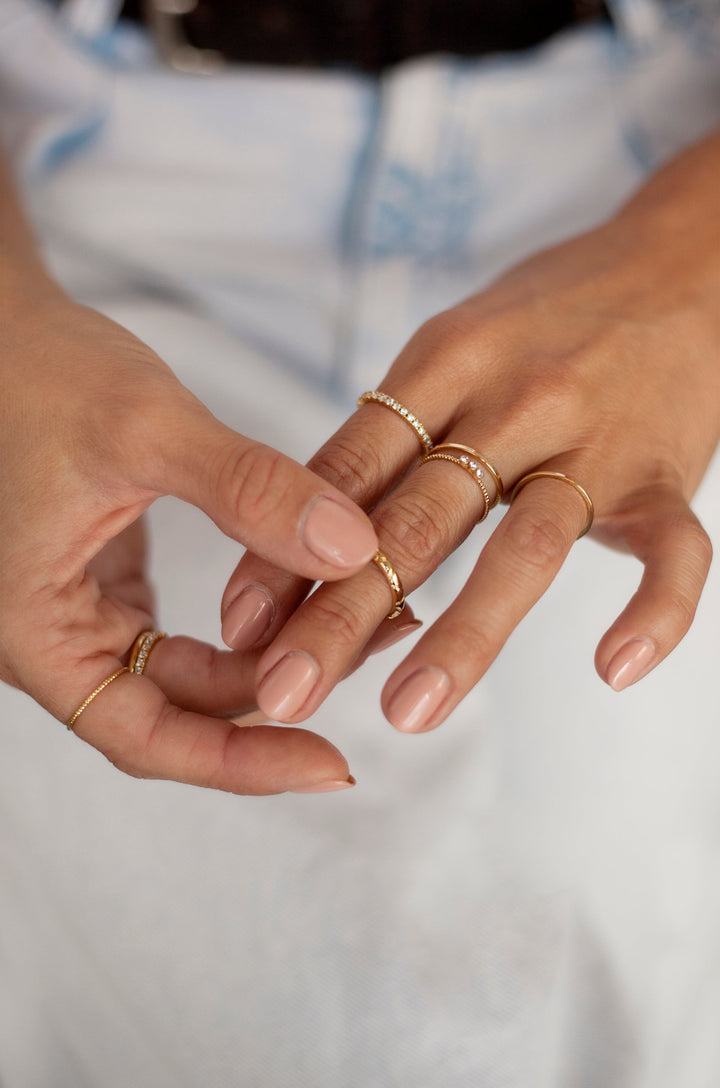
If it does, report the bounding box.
[460,455,469,464]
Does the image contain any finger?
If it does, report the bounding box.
[146,399,378,581]
[63,663,355,796]
[594,490,712,690]
[378,475,589,731]
[219,401,436,650]
[252,446,520,723]
[140,634,262,718]
[219,305,581,650]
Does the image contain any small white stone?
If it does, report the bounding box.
[460,455,469,464]
[469,461,477,469]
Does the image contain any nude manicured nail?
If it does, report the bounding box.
[292,775,356,794]
[385,666,452,733]
[257,651,320,720]
[222,585,274,649]
[301,497,377,569]
[606,637,656,691]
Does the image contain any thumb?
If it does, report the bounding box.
[152,406,378,581]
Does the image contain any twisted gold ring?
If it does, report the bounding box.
[357,390,433,454]
[510,471,594,538]
[67,667,130,731]
[372,549,406,620]
[129,630,167,675]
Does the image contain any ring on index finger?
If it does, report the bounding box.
[357,390,434,454]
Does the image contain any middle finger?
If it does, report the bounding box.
[252,436,518,722]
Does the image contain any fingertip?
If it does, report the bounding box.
[382,665,452,733]
[300,496,378,574]
[602,636,657,691]
[221,583,275,650]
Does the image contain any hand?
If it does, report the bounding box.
[222,132,720,732]
[0,290,378,793]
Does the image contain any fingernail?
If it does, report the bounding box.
[369,619,423,656]
[292,775,356,794]
[606,637,656,691]
[301,497,377,570]
[257,651,320,720]
[222,584,275,649]
[385,666,452,733]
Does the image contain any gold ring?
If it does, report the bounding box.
[357,390,433,454]
[128,630,167,675]
[67,667,131,731]
[421,443,504,508]
[510,471,594,538]
[372,549,406,620]
[419,445,499,522]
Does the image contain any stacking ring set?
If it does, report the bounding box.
[357,388,594,624]
[66,630,166,731]
[67,390,593,729]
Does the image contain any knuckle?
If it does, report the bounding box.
[445,617,497,670]
[683,520,713,571]
[405,310,477,375]
[306,593,369,648]
[665,589,698,634]
[503,513,571,571]
[515,366,586,436]
[377,493,456,576]
[310,438,384,500]
[218,443,293,526]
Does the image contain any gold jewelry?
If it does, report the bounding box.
[357,390,433,454]
[67,667,131,731]
[422,443,504,508]
[419,448,494,522]
[510,471,594,538]
[372,549,406,620]
[128,630,167,675]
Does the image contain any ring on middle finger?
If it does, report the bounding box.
[372,549,406,620]
[419,443,504,521]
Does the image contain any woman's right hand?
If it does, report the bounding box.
[0,286,378,795]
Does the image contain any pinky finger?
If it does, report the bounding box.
[594,493,713,691]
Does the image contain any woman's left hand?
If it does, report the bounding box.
[221,131,720,732]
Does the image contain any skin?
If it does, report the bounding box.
[0,156,380,795]
[3,129,719,787]
[222,129,720,733]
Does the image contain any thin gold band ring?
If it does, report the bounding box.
[419,450,491,522]
[67,667,131,731]
[423,443,504,507]
[510,471,594,538]
[357,390,434,454]
[372,549,406,620]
